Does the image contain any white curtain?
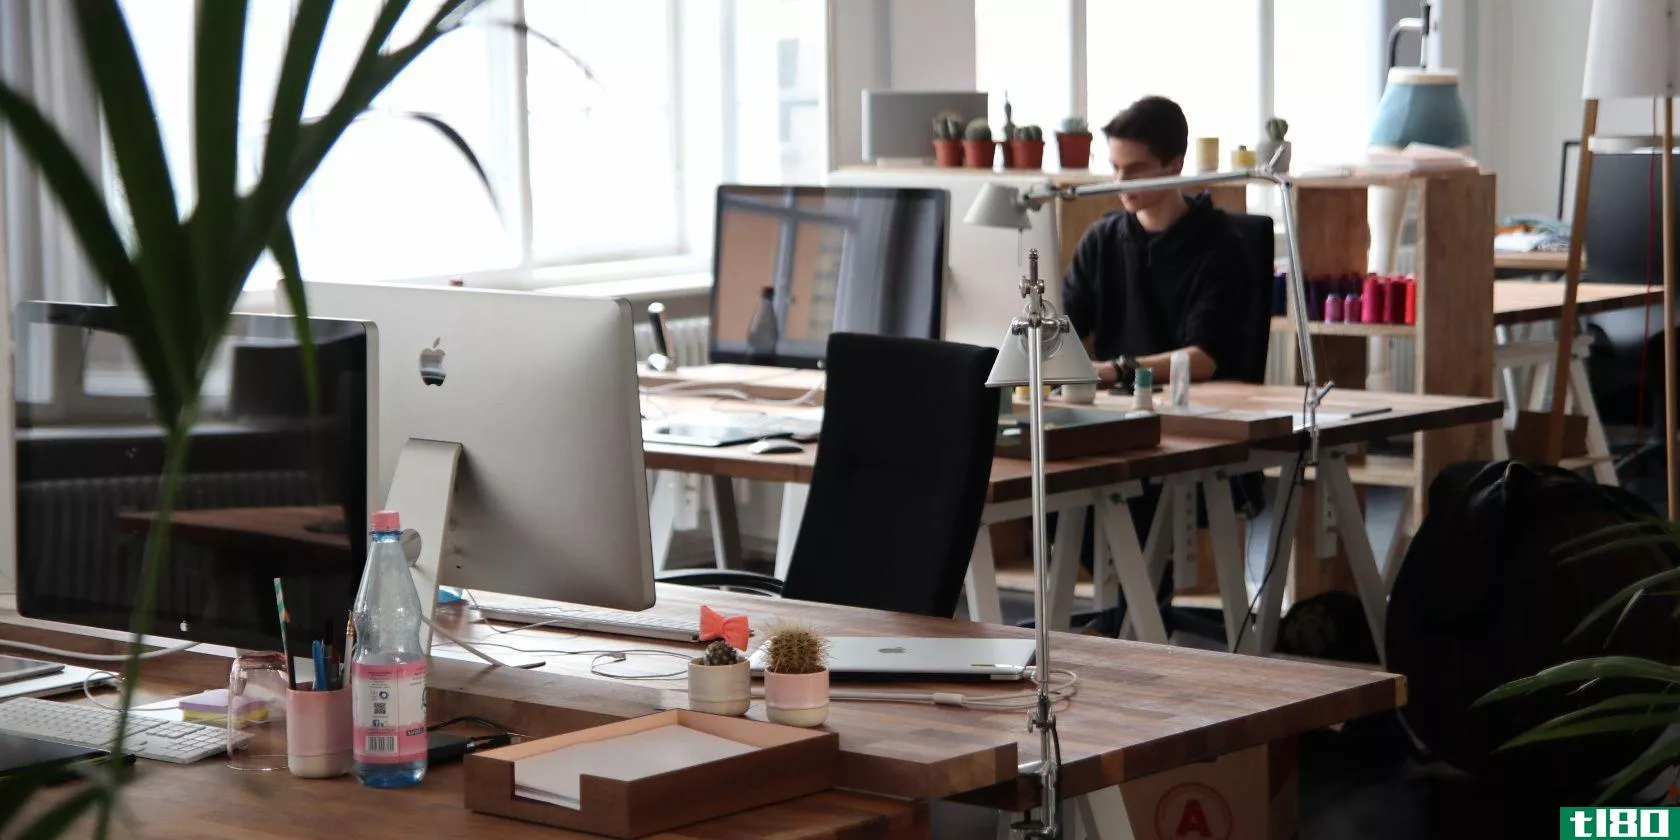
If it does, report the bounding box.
[1,0,104,308]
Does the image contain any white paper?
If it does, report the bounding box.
[513,725,756,810]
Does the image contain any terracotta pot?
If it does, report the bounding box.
[1007,140,1045,170]
[688,660,750,716]
[1055,132,1093,169]
[763,668,829,727]
[932,139,963,168]
[962,140,997,169]
[999,139,1016,169]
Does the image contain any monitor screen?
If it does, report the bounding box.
[13,302,371,655]
[709,185,947,368]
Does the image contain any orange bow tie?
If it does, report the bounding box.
[699,606,749,650]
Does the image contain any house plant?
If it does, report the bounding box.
[999,95,1017,169]
[962,118,996,170]
[1055,115,1092,170]
[1008,125,1044,170]
[0,1,511,834]
[1259,117,1292,172]
[688,639,750,716]
[931,111,964,168]
[761,623,830,727]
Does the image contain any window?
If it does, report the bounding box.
[113,0,828,290]
[976,0,1380,174]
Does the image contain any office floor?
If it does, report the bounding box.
[667,479,1613,838]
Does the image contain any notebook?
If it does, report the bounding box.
[513,725,755,810]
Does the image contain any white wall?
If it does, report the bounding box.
[827,0,978,169]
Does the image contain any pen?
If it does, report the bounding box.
[312,640,327,691]
[343,614,356,687]
[272,578,296,690]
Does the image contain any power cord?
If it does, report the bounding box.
[1230,453,1308,654]
[81,670,180,712]
[0,637,199,663]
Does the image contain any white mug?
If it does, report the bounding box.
[1061,382,1096,405]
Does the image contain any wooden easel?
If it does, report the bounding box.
[1550,98,1679,518]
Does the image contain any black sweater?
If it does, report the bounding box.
[1061,194,1248,378]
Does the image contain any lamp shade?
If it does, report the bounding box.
[985,320,1099,387]
[1369,68,1471,149]
[1583,0,1677,99]
[964,183,1032,230]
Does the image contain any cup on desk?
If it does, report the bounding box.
[227,652,289,771]
[1060,382,1097,405]
[285,685,352,778]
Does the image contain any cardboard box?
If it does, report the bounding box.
[1118,740,1299,840]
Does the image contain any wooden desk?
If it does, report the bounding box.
[3,586,1401,838]
[1494,249,1575,275]
[116,505,351,568]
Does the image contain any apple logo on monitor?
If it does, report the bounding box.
[419,338,446,386]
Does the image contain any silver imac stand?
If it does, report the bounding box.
[382,438,514,668]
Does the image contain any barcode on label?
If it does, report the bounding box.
[364,735,397,755]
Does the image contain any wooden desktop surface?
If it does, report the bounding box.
[1156,383,1505,451]
[642,394,1253,502]
[116,505,351,563]
[430,586,1403,808]
[1491,279,1655,326]
[1493,249,1575,273]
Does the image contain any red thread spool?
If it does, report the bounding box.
[1361,276,1380,323]
[1384,278,1405,324]
[1403,276,1418,325]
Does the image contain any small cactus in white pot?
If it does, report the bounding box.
[760,623,831,727]
[688,639,750,716]
[1259,117,1292,173]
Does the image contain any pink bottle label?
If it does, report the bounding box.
[351,661,427,764]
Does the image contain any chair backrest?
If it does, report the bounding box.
[1224,212,1276,384]
[781,333,1000,616]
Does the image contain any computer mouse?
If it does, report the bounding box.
[748,438,806,455]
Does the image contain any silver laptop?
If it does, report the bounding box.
[749,637,1037,681]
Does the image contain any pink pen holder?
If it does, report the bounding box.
[286,685,352,779]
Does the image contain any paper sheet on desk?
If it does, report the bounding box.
[513,725,756,809]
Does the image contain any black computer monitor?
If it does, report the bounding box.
[12,302,373,656]
[708,184,947,369]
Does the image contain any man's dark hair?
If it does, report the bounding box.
[1101,96,1189,162]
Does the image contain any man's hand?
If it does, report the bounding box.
[1094,360,1119,386]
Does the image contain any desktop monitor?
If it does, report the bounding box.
[709,184,946,369]
[302,282,655,611]
[12,302,374,656]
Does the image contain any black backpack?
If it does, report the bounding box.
[1387,461,1680,786]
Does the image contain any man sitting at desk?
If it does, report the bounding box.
[1063,96,1249,387]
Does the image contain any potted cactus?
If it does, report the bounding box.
[931,111,964,168]
[963,118,996,169]
[1259,117,1292,172]
[1055,115,1092,170]
[1000,95,1018,168]
[1008,125,1045,170]
[688,639,751,717]
[760,623,831,727]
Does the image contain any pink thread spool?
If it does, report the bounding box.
[1325,294,1344,323]
[1404,276,1418,325]
[1345,293,1362,323]
[1364,278,1386,324]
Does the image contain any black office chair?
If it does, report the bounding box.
[660,333,1001,617]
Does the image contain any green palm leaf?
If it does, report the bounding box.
[1475,656,1680,706]
[190,0,249,334]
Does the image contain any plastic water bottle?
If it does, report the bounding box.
[351,510,428,788]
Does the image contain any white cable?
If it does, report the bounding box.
[80,670,181,712]
[0,637,199,663]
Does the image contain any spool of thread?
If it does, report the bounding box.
[1361,276,1380,323]
[1308,280,1326,322]
[1404,277,1418,325]
[1324,294,1344,323]
[1345,293,1361,322]
[1385,278,1405,324]
[1133,368,1154,411]
[1272,272,1288,316]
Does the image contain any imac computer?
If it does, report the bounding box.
[12,301,375,657]
[300,282,655,626]
[709,185,947,368]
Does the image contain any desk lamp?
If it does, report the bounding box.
[965,168,1324,838]
[1556,0,1680,517]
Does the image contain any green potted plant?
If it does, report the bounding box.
[1055,115,1092,170]
[1259,117,1292,172]
[999,95,1017,169]
[963,118,996,170]
[931,111,964,168]
[1008,125,1045,170]
[761,623,830,727]
[0,1,517,834]
[688,639,750,716]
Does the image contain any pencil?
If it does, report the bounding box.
[273,578,296,690]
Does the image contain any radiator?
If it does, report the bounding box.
[633,316,711,368]
[19,470,315,613]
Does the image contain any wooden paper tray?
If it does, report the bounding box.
[464,709,839,838]
[996,407,1161,460]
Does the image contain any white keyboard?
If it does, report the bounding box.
[0,697,247,764]
[475,603,704,642]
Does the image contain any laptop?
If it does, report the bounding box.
[749,637,1037,681]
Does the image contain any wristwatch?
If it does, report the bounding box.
[1109,355,1138,387]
